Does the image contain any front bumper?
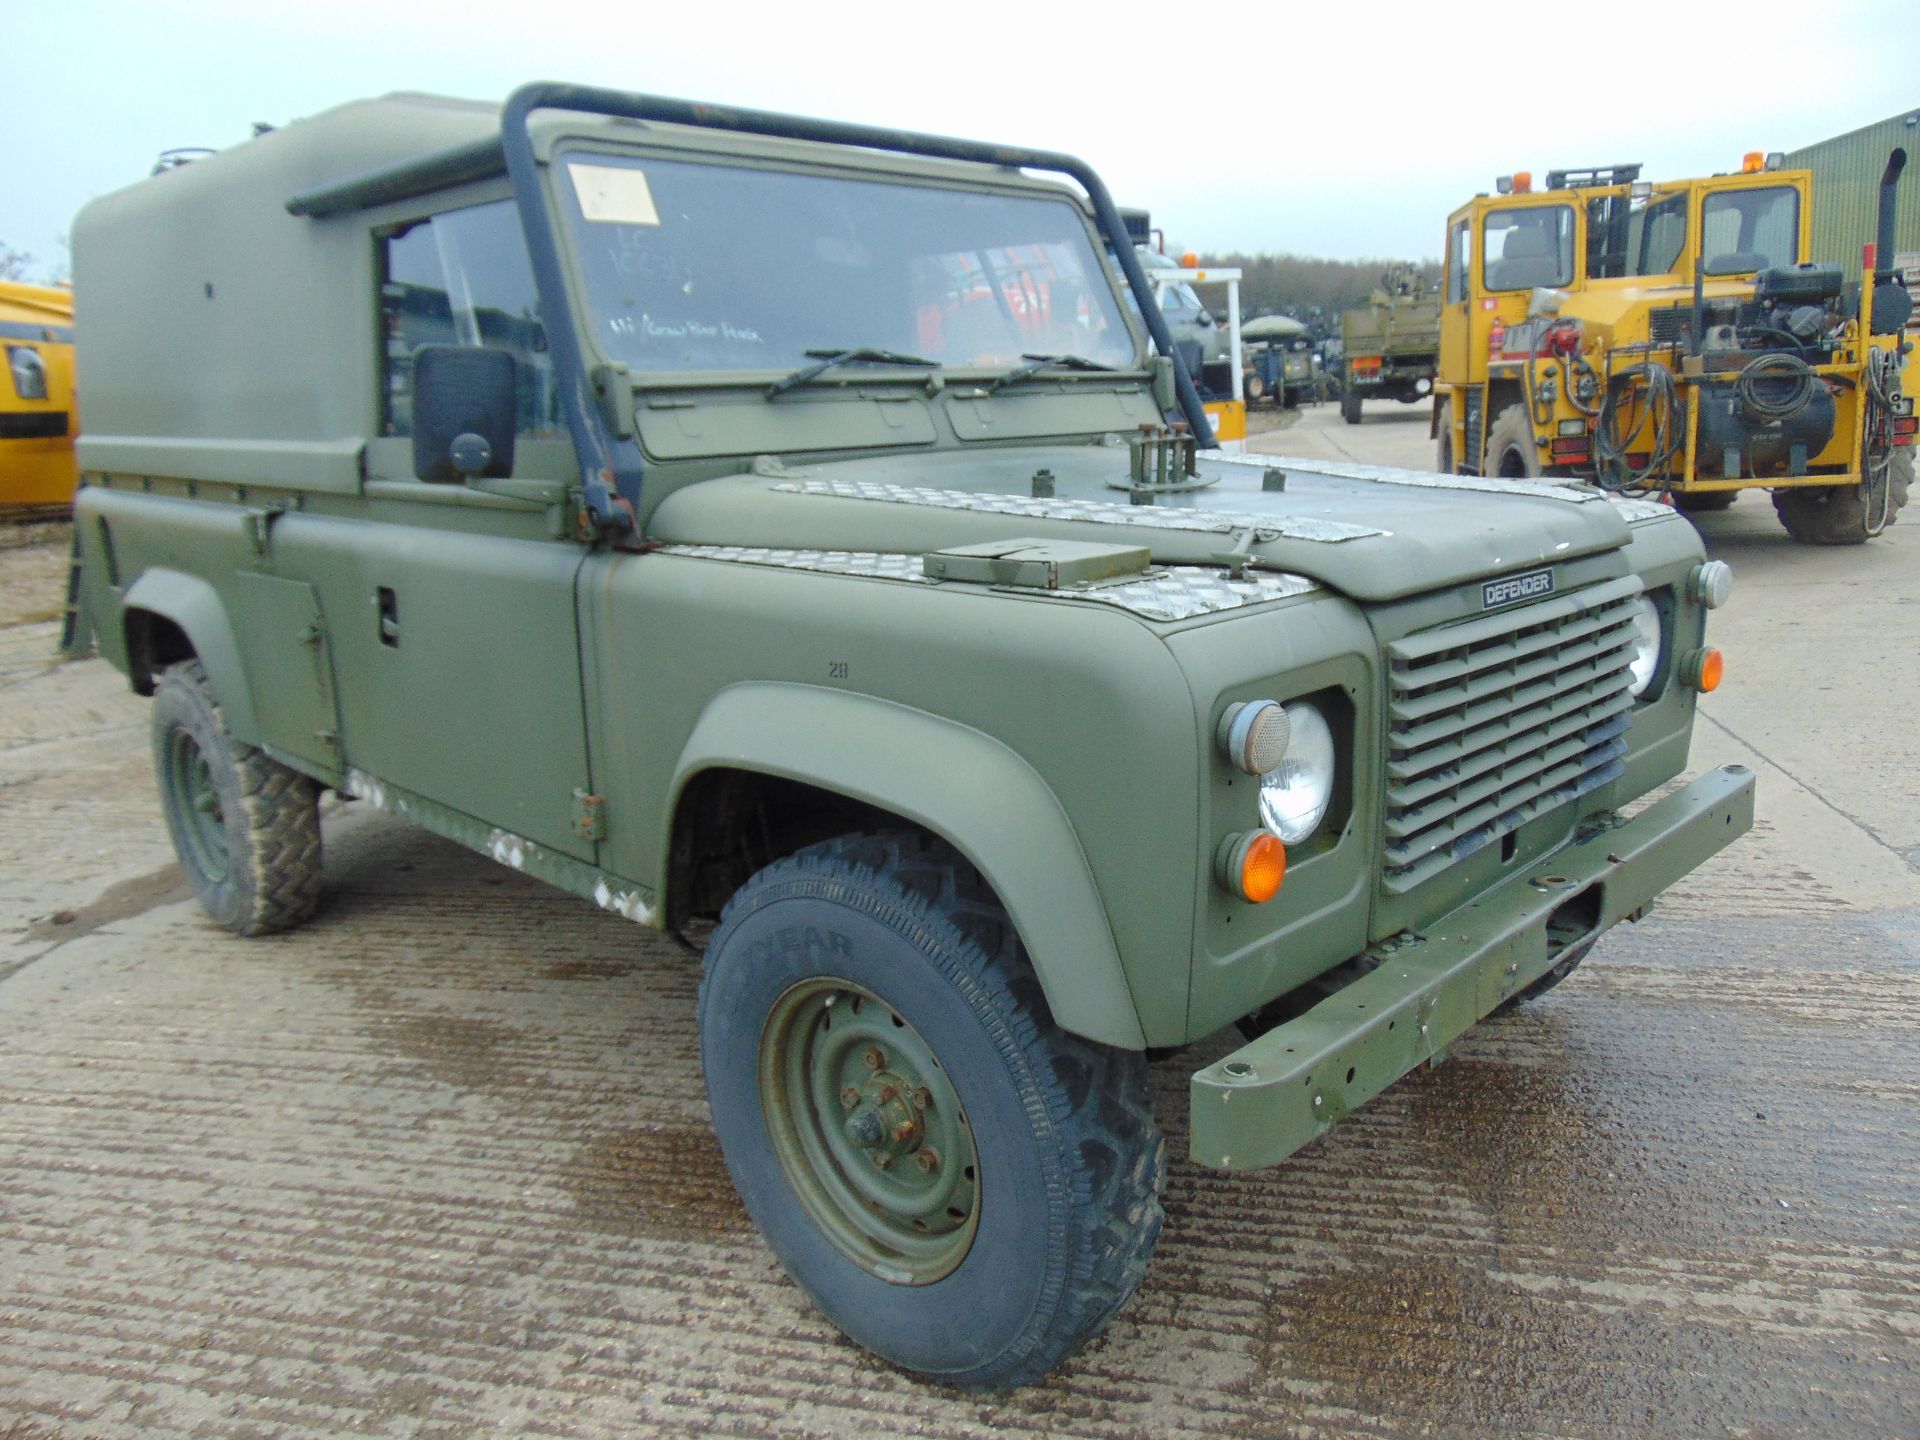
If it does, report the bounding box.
[1190,763,1756,1171]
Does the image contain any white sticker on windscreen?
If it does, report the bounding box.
[568,162,661,226]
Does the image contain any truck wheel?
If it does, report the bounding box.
[699,830,1165,1389]
[1340,392,1363,425]
[1484,403,1541,478]
[151,660,322,935]
[1673,490,1737,513]
[1435,400,1455,473]
[1245,371,1267,404]
[1773,450,1911,544]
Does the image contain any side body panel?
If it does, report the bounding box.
[672,683,1147,1048]
[267,513,596,861]
[577,552,1202,1046]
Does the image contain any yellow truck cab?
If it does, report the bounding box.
[1,280,79,516]
[1434,156,1915,543]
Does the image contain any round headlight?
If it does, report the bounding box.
[1627,596,1663,698]
[1259,702,1335,843]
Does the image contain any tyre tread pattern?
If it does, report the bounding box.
[158,661,322,936]
[1773,449,1911,544]
[1485,401,1539,478]
[709,829,1165,1389]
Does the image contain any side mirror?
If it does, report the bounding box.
[412,346,517,483]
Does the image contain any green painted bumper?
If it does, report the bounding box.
[1190,763,1756,1171]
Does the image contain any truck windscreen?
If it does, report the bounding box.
[555,152,1140,376]
[1700,186,1800,275]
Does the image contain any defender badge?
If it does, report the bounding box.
[1483,568,1554,609]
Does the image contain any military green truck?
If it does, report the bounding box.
[1338,265,1442,424]
[65,83,1754,1389]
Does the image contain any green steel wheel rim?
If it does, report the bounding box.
[759,978,981,1285]
[167,728,229,885]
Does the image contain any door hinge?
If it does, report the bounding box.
[573,790,607,842]
[245,504,286,555]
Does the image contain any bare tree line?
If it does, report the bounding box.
[1193,251,1442,322]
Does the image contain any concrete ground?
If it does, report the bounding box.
[2,417,1916,1439]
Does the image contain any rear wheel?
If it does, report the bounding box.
[1341,392,1363,425]
[151,660,321,935]
[1485,402,1541,478]
[700,830,1165,1389]
[1774,449,1911,544]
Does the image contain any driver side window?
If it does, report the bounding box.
[1445,222,1469,303]
[381,200,563,440]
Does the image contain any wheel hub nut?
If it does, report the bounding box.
[914,1148,939,1173]
[845,1110,887,1147]
[863,1047,885,1070]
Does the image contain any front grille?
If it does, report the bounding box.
[1382,576,1642,893]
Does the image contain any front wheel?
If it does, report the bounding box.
[699,831,1165,1389]
[1773,449,1910,544]
[1435,399,1455,473]
[1484,402,1541,478]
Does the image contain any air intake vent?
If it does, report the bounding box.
[1381,577,1642,893]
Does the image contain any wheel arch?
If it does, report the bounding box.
[121,568,262,743]
[664,682,1147,1050]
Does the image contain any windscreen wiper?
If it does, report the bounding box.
[984,353,1120,394]
[767,347,937,399]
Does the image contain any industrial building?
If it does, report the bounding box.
[1785,106,1920,275]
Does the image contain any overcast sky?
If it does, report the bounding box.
[6,0,1916,281]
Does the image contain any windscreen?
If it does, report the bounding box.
[556,152,1140,374]
[1701,186,1800,275]
[1481,205,1575,291]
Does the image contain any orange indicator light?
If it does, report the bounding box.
[1689,648,1724,693]
[1238,834,1287,903]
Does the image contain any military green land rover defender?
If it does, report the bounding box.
[65,84,1754,1388]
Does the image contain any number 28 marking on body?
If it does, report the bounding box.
[828,661,849,680]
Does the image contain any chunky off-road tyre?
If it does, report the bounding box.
[1485,402,1541,478]
[699,830,1166,1389]
[1672,488,1737,513]
[1773,449,1911,544]
[1340,391,1363,425]
[151,660,322,935]
[1434,399,1454,473]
